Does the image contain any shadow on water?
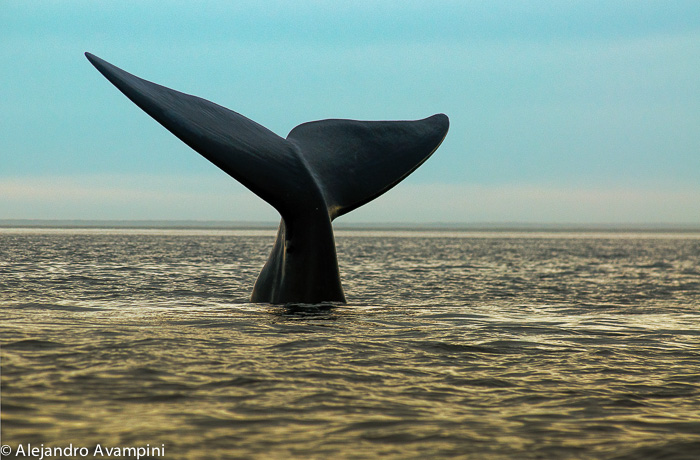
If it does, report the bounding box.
[266,302,342,321]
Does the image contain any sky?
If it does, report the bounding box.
[2,1,699,225]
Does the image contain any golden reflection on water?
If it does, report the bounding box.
[2,231,700,459]
[5,301,700,459]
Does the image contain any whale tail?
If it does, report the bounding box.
[85,53,448,222]
[85,52,449,303]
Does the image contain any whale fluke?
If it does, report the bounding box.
[85,52,449,304]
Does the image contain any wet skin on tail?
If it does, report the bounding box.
[85,52,449,304]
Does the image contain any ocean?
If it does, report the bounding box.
[2,228,699,459]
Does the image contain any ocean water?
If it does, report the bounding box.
[2,228,700,459]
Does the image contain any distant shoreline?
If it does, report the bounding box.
[2,219,699,233]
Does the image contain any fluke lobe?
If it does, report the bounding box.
[85,52,449,304]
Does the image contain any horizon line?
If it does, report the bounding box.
[2,219,700,233]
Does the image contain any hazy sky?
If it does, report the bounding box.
[2,1,699,224]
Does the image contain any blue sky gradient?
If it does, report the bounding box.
[2,1,699,223]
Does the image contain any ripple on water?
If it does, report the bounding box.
[1,230,699,459]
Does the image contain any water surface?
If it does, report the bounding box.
[2,229,699,459]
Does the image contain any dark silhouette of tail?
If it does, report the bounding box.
[86,52,449,303]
